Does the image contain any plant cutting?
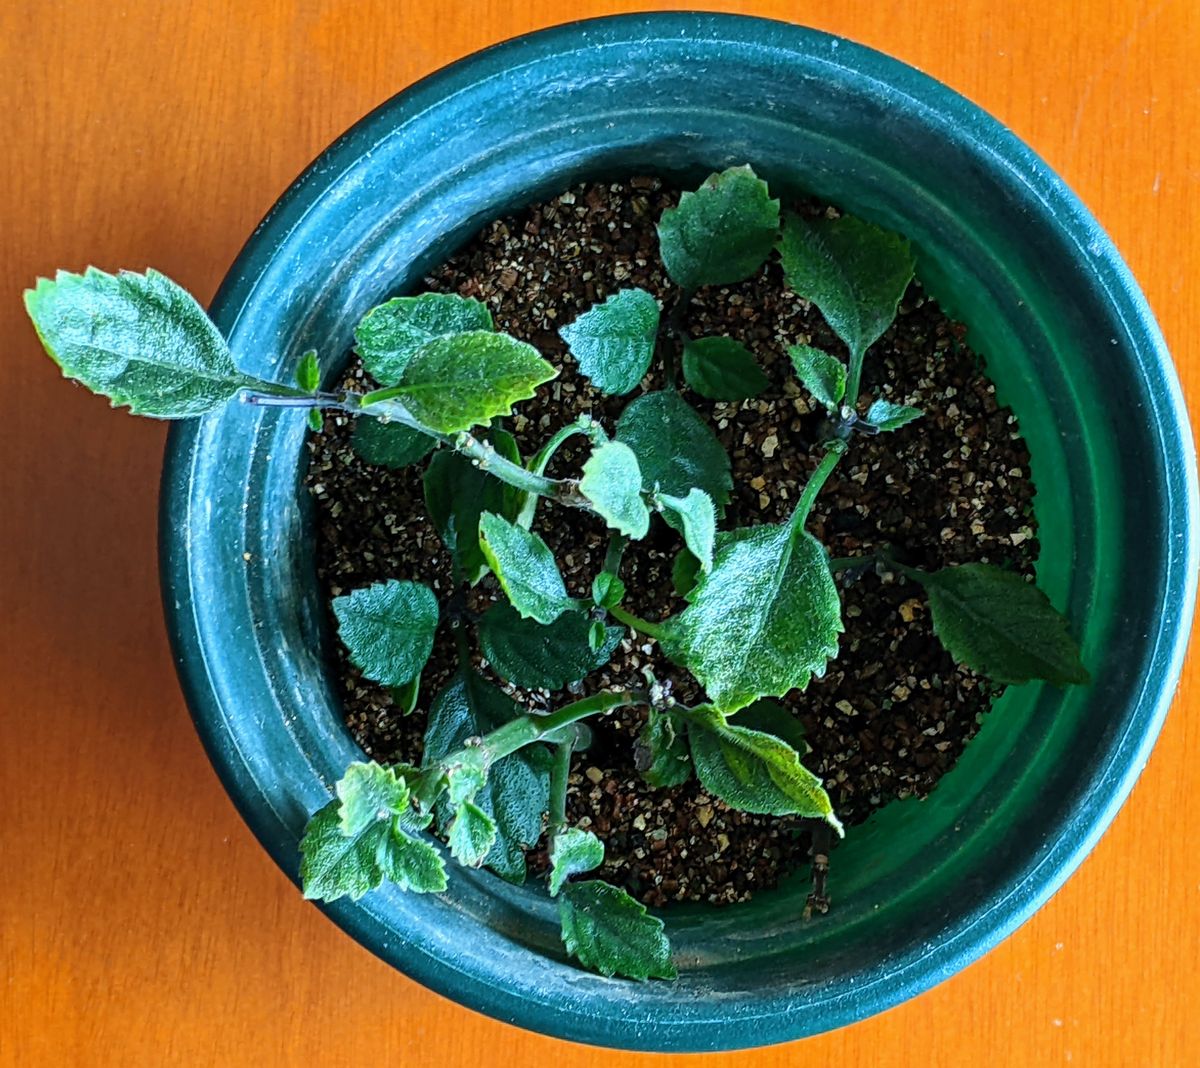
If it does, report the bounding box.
[26,163,1088,980]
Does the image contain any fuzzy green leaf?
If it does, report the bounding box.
[657,165,780,290]
[354,292,493,384]
[591,572,626,610]
[478,603,622,690]
[634,706,692,788]
[579,441,651,539]
[368,331,556,433]
[295,349,320,392]
[788,345,846,411]
[914,564,1089,686]
[559,287,660,395]
[423,670,551,883]
[390,677,420,716]
[559,881,676,980]
[332,580,439,688]
[734,699,809,755]
[655,488,716,572]
[336,761,410,836]
[374,820,449,893]
[549,828,605,896]
[587,620,608,653]
[671,549,702,599]
[424,429,521,584]
[778,212,915,362]
[445,749,488,805]
[681,336,769,400]
[478,512,573,624]
[352,417,435,469]
[616,390,732,514]
[24,267,255,417]
[865,397,923,432]
[686,705,840,831]
[448,801,498,867]
[659,519,842,712]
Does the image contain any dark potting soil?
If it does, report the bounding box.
[303,178,1038,908]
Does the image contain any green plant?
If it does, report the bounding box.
[24,164,1087,981]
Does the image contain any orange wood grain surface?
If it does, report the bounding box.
[2,2,1198,1064]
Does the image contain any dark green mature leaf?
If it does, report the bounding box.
[424,430,521,583]
[681,337,769,401]
[579,441,651,539]
[634,706,692,788]
[657,165,780,290]
[559,288,660,395]
[778,212,915,362]
[423,670,551,883]
[332,580,439,688]
[477,603,622,690]
[295,349,320,393]
[24,267,255,417]
[671,549,702,598]
[686,705,840,830]
[478,512,573,624]
[659,519,842,712]
[367,331,556,433]
[336,761,410,836]
[355,292,493,384]
[616,391,732,514]
[915,564,1089,686]
[865,397,923,432]
[352,417,435,469]
[734,699,809,755]
[559,881,676,980]
[655,488,716,572]
[788,345,846,411]
[548,828,605,896]
[448,801,498,867]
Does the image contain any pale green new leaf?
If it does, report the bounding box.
[579,441,651,539]
[548,828,605,896]
[374,821,449,893]
[332,580,439,688]
[865,397,923,432]
[558,881,676,980]
[657,165,780,290]
[295,349,320,392]
[448,801,498,867]
[390,677,420,716]
[478,512,573,624]
[634,706,692,788]
[915,564,1089,686]
[681,336,769,400]
[659,519,842,712]
[352,417,435,469]
[788,345,846,411]
[336,761,410,836]
[655,488,716,572]
[477,603,622,690]
[591,572,626,610]
[354,292,493,384]
[559,287,660,395]
[24,267,256,417]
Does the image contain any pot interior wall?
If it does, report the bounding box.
[164,16,1191,1049]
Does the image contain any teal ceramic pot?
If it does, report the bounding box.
[160,13,1197,1051]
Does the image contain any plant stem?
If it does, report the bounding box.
[603,532,628,576]
[479,689,649,764]
[661,286,695,389]
[845,344,867,412]
[610,604,668,641]
[547,738,574,841]
[793,439,848,527]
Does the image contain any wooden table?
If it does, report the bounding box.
[3,2,1197,1064]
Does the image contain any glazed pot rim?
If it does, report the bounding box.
[160,12,1198,1050]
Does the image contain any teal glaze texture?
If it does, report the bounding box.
[159,14,1198,1051]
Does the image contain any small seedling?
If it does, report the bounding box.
[24,164,1088,981]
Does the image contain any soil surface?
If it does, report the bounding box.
[303,178,1037,907]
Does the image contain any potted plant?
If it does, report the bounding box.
[24,13,1196,1051]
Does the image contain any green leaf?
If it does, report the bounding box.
[368,331,556,434]
[335,761,410,836]
[558,881,676,980]
[478,512,573,624]
[478,603,622,690]
[374,820,449,893]
[448,801,498,867]
[354,292,493,384]
[332,580,439,688]
[655,488,716,572]
[671,549,702,598]
[307,409,324,433]
[734,698,809,755]
[685,705,840,831]
[445,749,488,805]
[778,212,915,361]
[559,287,660,395]
[352,417,435,469]
[390,677,420,716]
[657,165,780,290]
[423,670,551,883]
[788,345,846,411]
[548,828,605,896]
[587,620,608,653]
[865,397,923,432]
[659,519,842,712]
[24,267,255,418]
[635,706,692,788]
[579,441,651,539]
[295,349,320,392]
[591,572,626,609]
[914,564,1089,686]
[424,429,522,583]
[681,336,769,400]
[616,391,732,514]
